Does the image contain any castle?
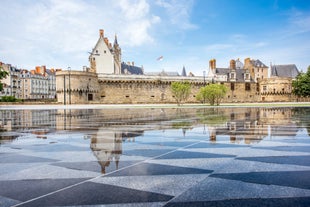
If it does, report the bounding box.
[55,29,305,104]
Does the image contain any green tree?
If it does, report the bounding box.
[292,66,310,98]
[0,65,9,91]
[197,84,227,106]
[171,81,191,105]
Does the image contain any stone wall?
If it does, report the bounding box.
[56,71,99,104]
[98,75,259,104]
[56,72,305,104]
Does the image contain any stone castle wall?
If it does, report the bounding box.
[56,71,310,104]
[56,71,99,104]
[56,72,267,104]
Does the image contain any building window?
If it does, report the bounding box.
[104,50,106,53]
[230,73,235,79]
[263,86,267,91]
[88,94,93,101]
[256,83,260,92]
[231,83,235,91]
[245,83,251,91]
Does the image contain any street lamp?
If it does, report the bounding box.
[203,70,206,86]
[68,67,71,104]
[63,73,66,105]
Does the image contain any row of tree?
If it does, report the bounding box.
[292,66,310,98]
[0,65,8,91]
[171,81,227,106]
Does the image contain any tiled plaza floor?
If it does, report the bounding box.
[0,107,310,206]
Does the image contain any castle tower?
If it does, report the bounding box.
[113,34,122,74]
[89,29,115,74]
[181,66,187,76]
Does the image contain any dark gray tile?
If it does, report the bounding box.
[106,163,212,177]
[7,143,89,152]
[186,142,249,149]
[140,141,196,148]
[164,197,310,207]
[237,155,310,167]
[52,160,141,174]
[20,182,173,206]
[0,178,90,202]
[0,154,59,163]
[156,150,235,159]
[254,146,310,153]
[123,149,173,157]
[210,171,310,189]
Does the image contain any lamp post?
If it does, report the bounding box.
[203,70,206,86]
[68,67,71,104]
[63,73,66,105]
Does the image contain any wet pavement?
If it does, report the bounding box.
[0,106,310,206]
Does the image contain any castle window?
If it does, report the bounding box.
[263,86,267,91]
[96,50,98,53]
[104,50,106,54]
[231,83,235,90]
[256,83,260,92]
[245,83,251,91]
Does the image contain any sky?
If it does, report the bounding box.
[0,0,310,76]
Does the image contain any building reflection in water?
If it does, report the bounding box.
[1,107,309,173]
[90,130,143,174]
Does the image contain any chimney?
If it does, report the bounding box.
[244,57,251,69]
[99,29,104,37]
[35,66,40,74]
[42,65,46,74]
[104,37,109,46]
[230,59,236,69]
[132,61,134,66]
[209,59,216,69]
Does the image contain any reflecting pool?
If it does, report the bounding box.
[0,106,310,207]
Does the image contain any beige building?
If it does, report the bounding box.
[20,66,56,100]
[0,62,56,100]
[0,63,21,98]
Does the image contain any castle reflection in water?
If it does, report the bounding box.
[1,107,309,173]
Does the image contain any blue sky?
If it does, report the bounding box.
[0,0,309,75]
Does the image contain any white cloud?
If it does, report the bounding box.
[155,0,197,30]
[0,0,161,69]
[114,0,160,46]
